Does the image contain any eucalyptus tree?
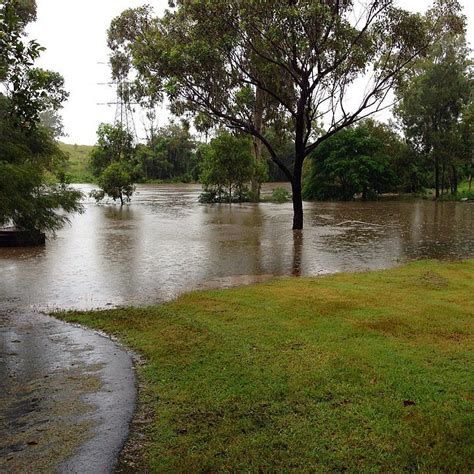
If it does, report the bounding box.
[110,0,458,229]
[395,22,472,197]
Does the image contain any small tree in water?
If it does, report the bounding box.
[199,132,256,203]
[89,123,139,206]
[90,162,135,206]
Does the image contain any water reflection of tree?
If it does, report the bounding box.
[96,205,146,305]
[103,205,136,221]
[403,201,474,260]
[292,230,303,276]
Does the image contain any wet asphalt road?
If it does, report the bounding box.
[0,305,136,473]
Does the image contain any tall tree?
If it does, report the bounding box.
[0,0,82,234]
[395,38,472,196]
[395,0,471,197]
[110,0,454,229]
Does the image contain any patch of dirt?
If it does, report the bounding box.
[420,271,449,289]
[356,317,408,335]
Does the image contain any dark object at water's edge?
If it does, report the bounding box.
[0,229,46,247]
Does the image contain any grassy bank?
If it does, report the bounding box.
[59,142,94,183]
[58,260,474,472]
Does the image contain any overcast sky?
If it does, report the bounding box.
[28,0,473,145]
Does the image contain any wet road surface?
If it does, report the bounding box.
[0,306,135,473]
[1,183,473,471]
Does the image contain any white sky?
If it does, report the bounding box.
[27,0,473,145]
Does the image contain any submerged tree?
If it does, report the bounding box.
[303,121,399,201]
[0,0,82,234]
[89,123,139,205]
[108,0,456,228]
[199,131,255,203]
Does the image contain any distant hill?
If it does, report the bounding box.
[59,142,95,183]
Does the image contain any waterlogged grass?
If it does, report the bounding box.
[58,260,474,472]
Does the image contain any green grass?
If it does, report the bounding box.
[57,260,474,472]
[456,180,474,200]
[59,142,95,183]
[436,181,474,201]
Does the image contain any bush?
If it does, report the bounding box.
[270,187,291,203]
[90,162,135,205]
[303,121,399,201]
[199,131,254,203]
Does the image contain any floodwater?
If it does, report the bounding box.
[0,183,473,470]
[1,183,473,311]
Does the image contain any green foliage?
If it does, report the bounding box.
[0,97,83,232]
[269,187,291,204]
[199,131,254,203]
[0,0,82,233]
[303,121,398,201]
[89,123,139,205]
[1,1,68,127]
[138,121,197,181]
[59,260,474,472]
[90,162,135,206]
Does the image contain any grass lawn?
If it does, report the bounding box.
[58,260,474,472]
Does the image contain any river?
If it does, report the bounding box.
[1,183,473,311]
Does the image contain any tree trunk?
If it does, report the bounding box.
[119,193,124,206]
[451,165,458,195]
[435,155,440,199]
[291,180,303,230]
[251,87,265,202]
[291,157,304,230]
[292,230,303,276]
[469,174,472,192]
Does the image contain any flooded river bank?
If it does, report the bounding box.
[1,183,473,311]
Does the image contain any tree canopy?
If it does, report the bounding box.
[0,0,82,234]
[108,0,458,228]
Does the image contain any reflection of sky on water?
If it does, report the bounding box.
[1,184,473,311]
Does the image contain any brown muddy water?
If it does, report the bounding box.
[1,183,473,312]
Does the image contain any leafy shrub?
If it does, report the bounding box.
[270,187,291,203]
